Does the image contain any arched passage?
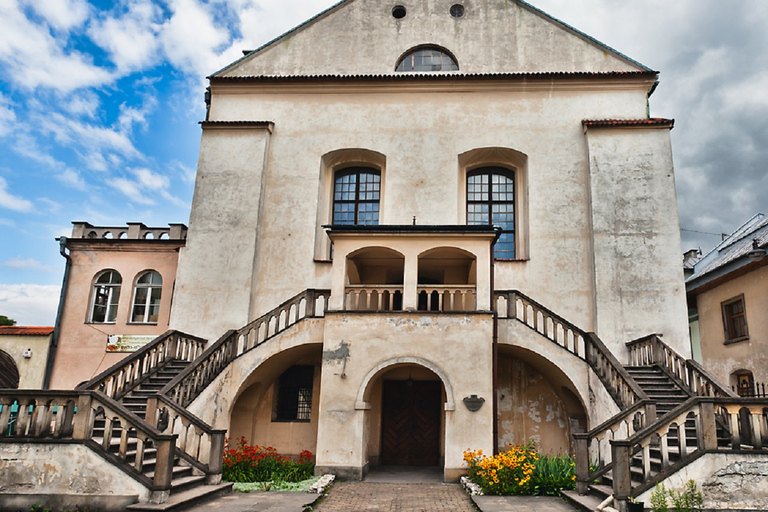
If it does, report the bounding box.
[228,344,323,456]
[357,358,453,468]
[0,350,19,389]
[497,345,588,454]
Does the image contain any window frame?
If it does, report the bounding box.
[332,167,381,226]
[721,294,749,344]
[273,365,315,423]
[466,166,516,260]
[88,270,122,324]
[395,46,459,72]
[130,270,163,324]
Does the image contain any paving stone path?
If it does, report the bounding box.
[313,482,478,511]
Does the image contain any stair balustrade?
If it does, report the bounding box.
[610,397,768,504]
[627,334,734,398]
[145,395,225,483]
[0,390,176,492]
[77,330,207,400]
[161,289,330,408]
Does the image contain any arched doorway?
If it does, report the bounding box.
[367,364,445,467]
[0,350,19,389]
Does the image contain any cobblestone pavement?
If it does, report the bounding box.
[313,482,478,511]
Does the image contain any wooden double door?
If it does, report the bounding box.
[381,380,441,466]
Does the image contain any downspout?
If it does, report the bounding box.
[44,236,71,389]
[491,234,499,454]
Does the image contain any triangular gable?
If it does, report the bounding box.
[214,0,651,78]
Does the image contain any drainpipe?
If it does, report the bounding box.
[491,234,499,454]
[44,236,71,389]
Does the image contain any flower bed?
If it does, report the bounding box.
[223,436,315,484]
[463,442,577,496]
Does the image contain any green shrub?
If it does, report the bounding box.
[222,436,315,483]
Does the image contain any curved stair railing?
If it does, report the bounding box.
[494,290,650,411]
[0,390,177,497]
[161,289,330,408]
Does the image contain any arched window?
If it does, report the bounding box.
[131,271,162,323]
[467,167,515,259]
[333,167,381,225]
[89,270,122,323]
[395,47,458,72]
[273,365,314,422]
[0,350,19,389]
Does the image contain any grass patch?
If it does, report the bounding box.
[233,475,322,493]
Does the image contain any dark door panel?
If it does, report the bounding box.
[381,380,441,466]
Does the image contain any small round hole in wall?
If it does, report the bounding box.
[450,4,464,18]
[392,5,407,19]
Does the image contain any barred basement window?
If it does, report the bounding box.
[274,365,314,422]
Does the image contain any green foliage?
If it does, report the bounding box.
[669,480,704,512]
[650,484,669,512]
[0,315,16,326]
[464,442,578,496]
[222,437,315,484]
[29,506,52,512]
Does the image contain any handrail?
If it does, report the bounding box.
[145,394,226,482]
[0,390,177,492]
[610,396,768,505]
[494,290,647,410]
[626,334,736,398]
[77,330,207,400]
[161,289,330,408]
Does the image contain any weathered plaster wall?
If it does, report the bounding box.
[202,83,659,340]
[694,264,768,385]
[0,334,50,389]
[224,0,643,77]
[635,454,768,511]
[315,312,494,481]
[0,443,149,506]
[50,242,182,390]
[585,126,689,358]
[170,125,272,342]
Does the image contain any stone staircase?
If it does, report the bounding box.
[92,359,232,511]
[624,365,691,418]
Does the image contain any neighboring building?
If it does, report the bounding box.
[0,326,53,389]
[686,214,768,396]
[48,222,187,390]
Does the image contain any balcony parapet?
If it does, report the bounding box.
[70,221,187,241]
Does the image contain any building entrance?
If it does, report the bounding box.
[381,379,441,466]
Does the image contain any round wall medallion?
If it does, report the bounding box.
[392,5,407,19]
[463,394,485,412]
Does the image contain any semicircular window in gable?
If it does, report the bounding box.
[395,47,459,72]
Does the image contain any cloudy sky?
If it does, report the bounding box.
[0,0,766,325]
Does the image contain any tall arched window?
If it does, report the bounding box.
[333,167,381,225]
[396,46,459,72]
[131,271,163,323]
[467,167,515,259]
[90,270,122,323]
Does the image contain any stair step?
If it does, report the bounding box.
[561,490,605,512]
[170,475,207,493]
[146,465,193,481]
[126,482,233,512]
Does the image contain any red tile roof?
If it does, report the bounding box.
[582,118,674,128]
[0,326,54,336]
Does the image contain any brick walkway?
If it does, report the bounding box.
[313,482,478,511]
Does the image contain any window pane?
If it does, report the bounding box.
[332,168,380,226]
[467,168,515,259]
[396,48,458,72]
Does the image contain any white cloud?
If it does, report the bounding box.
[0,93,16,137]
[3,258,54,271]
[111,167,175,205]
[0,0,112,92]
[0,284,60,326]
[0,177,33,212]
[24,0,90,31]
[89,1,162,74]
[37,111,140,159]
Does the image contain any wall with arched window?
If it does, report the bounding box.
[395,45,459,72]
[130,270,163,324]
[458,147,529,261]
[88,270,122,323]
[314,149,387,261]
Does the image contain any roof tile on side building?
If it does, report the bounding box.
[0,326,55,336]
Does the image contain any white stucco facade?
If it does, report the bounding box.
[169,0,689,480]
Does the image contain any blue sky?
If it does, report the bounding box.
[1,0,767,325]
